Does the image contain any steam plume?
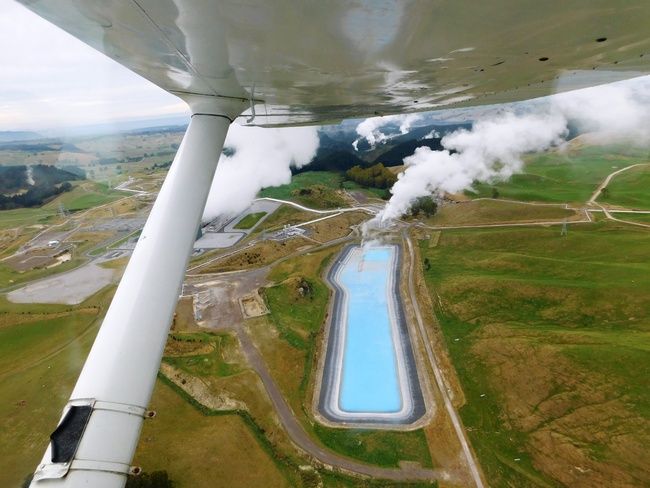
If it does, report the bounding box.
[202,124,319,220]
[377,77,650,222]
[353,113,421,149]
[25,165,35,185]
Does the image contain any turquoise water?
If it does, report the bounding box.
[339,247,401,412]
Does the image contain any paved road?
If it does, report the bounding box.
[234,321,453,483]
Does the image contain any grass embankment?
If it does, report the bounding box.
[420,223,650,487]
[256,247,434,470]
[469,145,650,203]
[255,205,315,233]
[0,287,116,488]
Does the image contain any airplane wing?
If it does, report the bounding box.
[17,1,650,487]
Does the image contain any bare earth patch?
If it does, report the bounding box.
[240,292,269,318]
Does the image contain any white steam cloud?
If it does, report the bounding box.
[377,78,650,222]
[353,113,421,149]
[202,124,319,220]
[25,165,34,185]
[422,129,440,140]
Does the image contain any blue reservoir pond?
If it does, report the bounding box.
[339,247,401,413]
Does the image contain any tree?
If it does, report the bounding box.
[408,196,437,218]
[344,163,397,189]
[492,187,500,199]
[600,187,609,198]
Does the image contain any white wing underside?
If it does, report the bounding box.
[18,0,650,126]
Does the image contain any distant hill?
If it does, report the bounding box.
[305,122,471,173]
[0,131,44,143]
[0,141,85,153]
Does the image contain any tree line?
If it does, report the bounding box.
[345,163,397,189]
[0,181,73,210]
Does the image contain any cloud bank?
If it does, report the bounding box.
[202,124,319,220]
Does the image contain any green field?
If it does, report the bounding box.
[469,145,650,203]
[233,212,267,230]
[0,288,117,488]
[0,182,124,232]
[45,183,125,212]
[419,222,650,487]
[342,180,386,199]
[430,199,575,226]
[614,212,650,225]
[0,207,57,230]
[258,171,349,209]
[600,165,650,210]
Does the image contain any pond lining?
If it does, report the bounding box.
[317,243,426,425]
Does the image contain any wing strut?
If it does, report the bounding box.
[31,110,239,487]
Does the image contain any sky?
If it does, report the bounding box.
[0,0,189,133]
